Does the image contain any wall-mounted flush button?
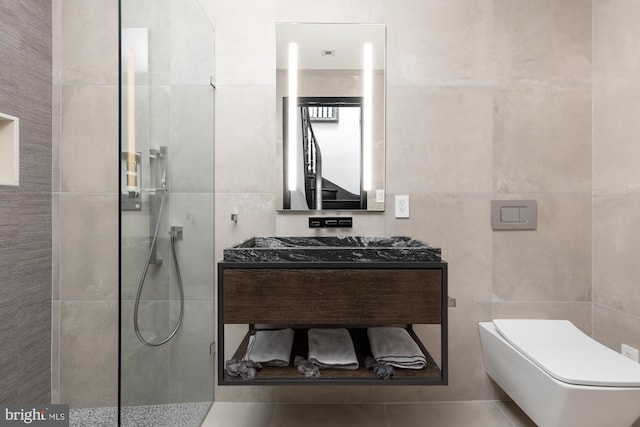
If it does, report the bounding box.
[500,207,520,222]
[492,200,537,230]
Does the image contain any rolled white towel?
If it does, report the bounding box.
[308,328,359,370]
[243,328,294,367]
[367,327,427,370]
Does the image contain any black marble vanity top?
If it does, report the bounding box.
[222,236,441,262]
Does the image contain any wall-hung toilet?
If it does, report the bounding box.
[479,319,640,427]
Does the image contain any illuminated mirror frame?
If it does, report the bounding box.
[276,23,386,212]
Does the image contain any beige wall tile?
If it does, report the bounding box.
[215,86,276,194]
[592,0,640,85]
[215,193,277,261]
[495,0,591,84]
[385,195,493,303]
[60,193,118,301]
[275,212,386,237]
[593,3,640,409]
[593,194,640,317]
[168,85,215,193]
[169,0,216,86]
[593,81,640,193]
[386,86,493,194]
[494,85,591,194]
[276,0,385,23]
[59,301,118,408]
[199,0,276,86]
[593,304,640,354]
[119,0,171,86]
[120,202,171,302]
[385,0,494,85]
[493,195,591,302]
[60,84,118,193]
[168,193,215,301]
[60,0,118,85]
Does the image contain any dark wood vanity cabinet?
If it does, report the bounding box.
[217,261,448,385]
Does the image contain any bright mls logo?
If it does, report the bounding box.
[0,405,68,426]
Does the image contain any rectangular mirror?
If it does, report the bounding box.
[276,23,386,211]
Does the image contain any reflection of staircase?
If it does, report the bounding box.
[306,176,362,210]
[301,107,365,210]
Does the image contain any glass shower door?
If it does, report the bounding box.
[119,0,215,425]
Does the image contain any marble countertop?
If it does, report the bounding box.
[223,236,442,263]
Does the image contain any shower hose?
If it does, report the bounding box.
[133,191,185,346]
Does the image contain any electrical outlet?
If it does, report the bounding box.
[395,195,410,218]
[622,344,640,363]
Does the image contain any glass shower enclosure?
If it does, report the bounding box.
[119,0,215,425]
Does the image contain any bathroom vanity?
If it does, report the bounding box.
[218,237,448,385]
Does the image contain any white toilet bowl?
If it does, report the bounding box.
[479,319,640,427]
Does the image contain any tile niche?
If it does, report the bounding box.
[0,112,19,186]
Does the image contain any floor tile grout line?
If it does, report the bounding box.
[382,403,392,427]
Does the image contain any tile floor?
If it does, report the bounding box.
[201,400,538,427]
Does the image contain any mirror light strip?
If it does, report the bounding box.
[362,42,373,192]
[127,48,137,192]
[287,42,298,191]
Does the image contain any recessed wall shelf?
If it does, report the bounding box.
[0,112,19,186]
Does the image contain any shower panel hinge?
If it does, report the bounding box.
[210,341,216,356]
[210,75,216,89]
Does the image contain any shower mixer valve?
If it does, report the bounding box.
[170,226,183,240]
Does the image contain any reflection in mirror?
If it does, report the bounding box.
[284,97,364,210]
[276,23,386,211]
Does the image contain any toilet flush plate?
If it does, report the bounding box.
[491,200,537,230]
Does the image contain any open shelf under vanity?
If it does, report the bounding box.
[223,327,442,385]
[217,257,448,386]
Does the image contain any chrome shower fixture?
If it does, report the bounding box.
[149,146,168,192]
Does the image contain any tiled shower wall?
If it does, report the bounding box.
[51,0,119,407]
[0,0,52,404]
[204,0,593,402]
[592,1,640,360]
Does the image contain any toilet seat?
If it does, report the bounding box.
[493,319,640,387]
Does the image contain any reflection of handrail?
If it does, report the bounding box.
[301,107,322,210]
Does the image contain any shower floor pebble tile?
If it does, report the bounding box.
[70,402,211,427]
